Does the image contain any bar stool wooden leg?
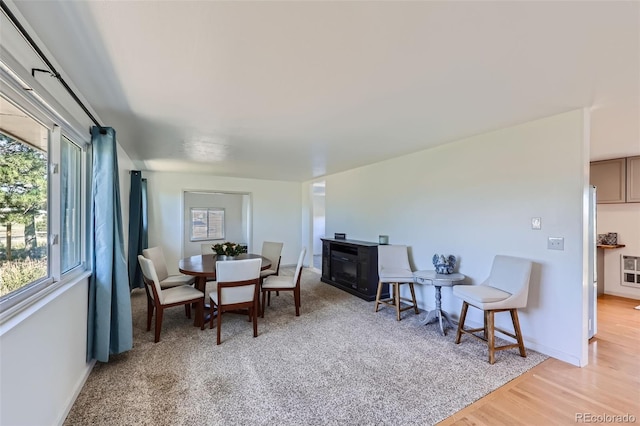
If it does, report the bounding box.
[483,310,489,340]
[409,282,419,314]
[374,281,383,312]
[511,309,527,357]
[487,310,496,364]
[455,302,469,344]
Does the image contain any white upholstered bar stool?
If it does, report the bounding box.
[374,245,419,321]
[453,255,533,364]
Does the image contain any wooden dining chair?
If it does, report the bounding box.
[260,241,284,306]
[209,258,262,345]
[138,255,205,343]
[143,246,195,288]
[261,247,306,317]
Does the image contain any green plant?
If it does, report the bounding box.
[0,257,47,297]
[211,242,246,257]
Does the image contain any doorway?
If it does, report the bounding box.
[311,181,325,271]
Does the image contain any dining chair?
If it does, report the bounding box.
[138,255,205,343]
[143,246,195,288]
[209,258,262,345]
[374,245,419,321]
[260,241,283,281]
[453,255,533,364]
[261,247,306,317]
[260,241,284,305]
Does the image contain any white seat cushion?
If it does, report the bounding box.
[260,268,277,278]
[379,267,414,283]
[262,275,295,289]
[453,285,511,309]
[159,274,195,288]
[162,285,203,305]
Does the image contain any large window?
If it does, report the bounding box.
[0,129,48,297]
[190,208,225,241]
[0,90,87,309]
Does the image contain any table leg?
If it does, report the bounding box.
[194,276,215,328]
[419,285,455,335]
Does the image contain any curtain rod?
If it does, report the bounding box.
[0,0,103,130]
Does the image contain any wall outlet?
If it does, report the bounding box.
[548,237,564,250]
[531,217,541,230]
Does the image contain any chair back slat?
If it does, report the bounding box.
[293,247,307,286]
[378,245,411,273]
[138,255,164,304]
[142,247,169,282]
[485,255,533,307]
[262,241,284,273]
[216,258,262,304]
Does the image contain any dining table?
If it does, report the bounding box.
[178,253,272,327]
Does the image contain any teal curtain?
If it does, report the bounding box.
[127,171,148,289]
[87,127,133,362]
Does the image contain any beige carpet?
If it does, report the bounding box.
[64,268,547,425]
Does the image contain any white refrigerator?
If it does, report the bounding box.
[588,185,597,339]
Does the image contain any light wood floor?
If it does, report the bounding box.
[439,295,640,425]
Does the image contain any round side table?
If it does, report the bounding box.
[413,270,465,336]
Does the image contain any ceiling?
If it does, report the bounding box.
[7,1,640,182]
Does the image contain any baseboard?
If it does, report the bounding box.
[603,290,640,300]
[56,358,96,426]
[454,316,582,367]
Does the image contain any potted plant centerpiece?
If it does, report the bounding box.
[212,242,246,259]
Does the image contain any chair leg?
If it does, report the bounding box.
[483,310,489,340]
[185,304,191,319]
[252,306,258,338]
[294,287,300,316]
[409,282,419,314]
[209,302,217,329]
[268,291,271,306]
[261,290,267,318]
[510,309,527,357]
[216,308,223,345]
[154,307,164,343]
[487,310,496,364]
[395,283,401,321]
[455,302,469,344]
[147,300,154,332]
[374,281,383,312]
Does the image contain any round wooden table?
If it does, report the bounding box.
[179,253,272,327]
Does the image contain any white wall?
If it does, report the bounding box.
[144,172,302,270]
[317,110,589,366]
[0,277,91,426]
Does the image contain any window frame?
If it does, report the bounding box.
[0,63,90,320]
